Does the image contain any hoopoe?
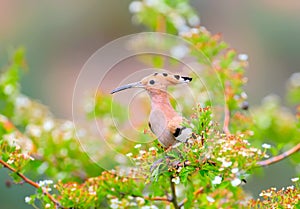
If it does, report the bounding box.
[111,72,192,148]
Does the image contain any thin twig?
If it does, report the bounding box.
[178,187,204,208]
[0,159,62,208]
[145,196,169,201]
[257,143,300,167]
[223,82,231,135]
[170,176,179,209]
[116,194,170,202]
[223,104,230,135]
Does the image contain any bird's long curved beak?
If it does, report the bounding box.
[110,82,144,94]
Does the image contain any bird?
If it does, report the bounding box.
[111,72,192,148]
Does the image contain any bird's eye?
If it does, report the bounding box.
[174,75,180,80]
[149,80,155,85]
[163,73,168,77]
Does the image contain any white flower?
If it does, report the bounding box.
[291,177,299,182]
[25,196,31,203]
[129,1,143,13]
[242,139,249,144]
[126,153,133,157]
[128,196,134,200]
[27,125,42,137]
[262,143,271,149]
[129,202,137,206]
[139,150,146,155]
[231,168,239,174]
[43,119,54,131]
[231,178,242,187]
[259,192,271,197]
[149,147,157,151]
[44,180,54,185]
[190,28,199,34]
[222,160,232,168]
[250,147,258,152]
[169,12,186,29]
[38,180,45,187]
[4,84,14,95]
[61,121,74,130]
[16,96,30,108]
[134,144,142,149]
[145,0,160,7]
[188,15,200,26]
[89,191,96,195]
[212,176,222,185]
[7,159,14,164]
[289,72,300,87]
[206,195,215,203]
[287,185,294,190]
[171,142,181,148]
[216,157,225,162]
[38,179,53,186]
[141,206,159,209]
[45,203,51,208]
[171,176,180,185]
[115,154,127,164]
[241,92,248,99]
[23,153,35,161]
[170,44,189,59]
[238,54,248,61]
[136,197,145,205]
[110,204,119,209]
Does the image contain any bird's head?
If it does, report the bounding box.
[111,72,192,94]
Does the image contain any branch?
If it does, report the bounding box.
[144,196,169,201]
[223,81,231,135]
[257,143,300,167]
[117,194,170,203]
[0,159,62,208]
[170,176,179,209]
[178,187,204,208]
[156,14,166,33]
[120,185,204,208]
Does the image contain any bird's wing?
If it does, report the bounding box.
[168,117,192,142]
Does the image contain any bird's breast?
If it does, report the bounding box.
[149,108,176,147]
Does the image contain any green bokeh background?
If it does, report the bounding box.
[0,1,299,208]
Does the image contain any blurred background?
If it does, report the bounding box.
[0,0,299,208]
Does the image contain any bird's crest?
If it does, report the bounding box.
[140,72,192,91]
[111,72,192,94]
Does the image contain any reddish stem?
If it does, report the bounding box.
[257,143,300,167]
[223,81,231,135]
[0,159,62,207]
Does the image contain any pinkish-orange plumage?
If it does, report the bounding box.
[111,72,192,147]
